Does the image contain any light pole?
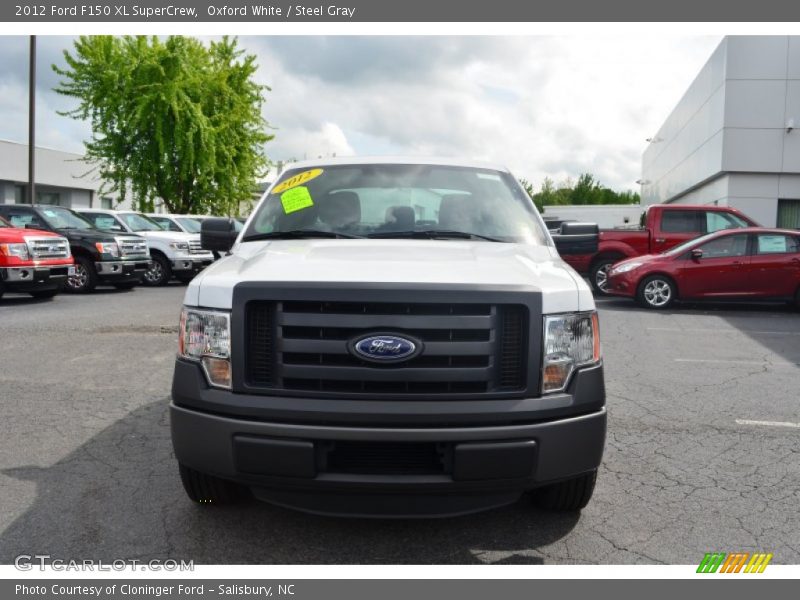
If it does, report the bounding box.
[28,35,36,204]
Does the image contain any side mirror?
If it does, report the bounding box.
[691,248,704,261]
[552,222,600,256]
[201,218,238,253]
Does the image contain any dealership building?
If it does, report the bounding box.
[641,35,800,229]
[0,139,128,210]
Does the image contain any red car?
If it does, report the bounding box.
[606,227,800,309]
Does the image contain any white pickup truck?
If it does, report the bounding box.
[77,209,215,286]
[170,157,605,517]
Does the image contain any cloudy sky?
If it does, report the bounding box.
[0,35,721,191]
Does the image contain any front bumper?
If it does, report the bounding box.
[606,271,640,298]
[171,255,214,272]
[0,265,72,292]
[95,258,152,281]
[171,360,606,516]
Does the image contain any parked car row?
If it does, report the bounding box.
[0,206,236,300]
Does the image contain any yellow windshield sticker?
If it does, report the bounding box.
[280,186,315,214]
[272,168,324,195]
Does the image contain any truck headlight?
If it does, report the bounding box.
[609,261,642,275]
[0,243,30,260]
[95,242,120,257]
[179,308,231,389]
[170,242,190,251]
[542,312,601,393]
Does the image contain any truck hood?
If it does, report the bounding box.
[0,227,61,242]
[57,228,140,243]
[186,240,595,314]
[130,230,198,243]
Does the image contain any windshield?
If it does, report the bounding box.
[175,217,202,233]
[119,213,163,232]
[243,163,548,244]
[662,231,721,257]
[40,207,95,230]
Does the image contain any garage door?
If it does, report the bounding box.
[777,199,800,229]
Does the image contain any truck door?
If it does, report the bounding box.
[654,210,704,253]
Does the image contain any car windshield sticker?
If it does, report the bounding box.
[280,186,315,214]
[272,168,324,195]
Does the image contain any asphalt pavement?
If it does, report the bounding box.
[0,284,798,564]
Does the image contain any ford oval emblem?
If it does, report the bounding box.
[349,333,422,363]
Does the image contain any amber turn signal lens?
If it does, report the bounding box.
[202,356,232,388]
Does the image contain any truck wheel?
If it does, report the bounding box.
[532,470,597,511]
[178,463,245,505]
[589,259,618,295]
[65,256,98,293]
[29,289,60,299]
[793,288,800,311]
[637,275,676,309]
[142,254,171,286]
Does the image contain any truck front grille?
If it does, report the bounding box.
[116,237,149,258]
[26,237,70,259]
[244,299,528,398]
[188,239,206,255]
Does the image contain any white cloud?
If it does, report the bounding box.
[0,35,723,192]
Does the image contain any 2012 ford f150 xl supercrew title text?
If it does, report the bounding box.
[170,158,606,517]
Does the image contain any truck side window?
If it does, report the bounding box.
[660,210,703,233]
[706,211,749,233]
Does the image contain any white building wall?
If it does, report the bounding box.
[641,36,800,227]
[542,204,644,229]
[0,139,127,209]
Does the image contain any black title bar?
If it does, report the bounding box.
[4,0,800,22]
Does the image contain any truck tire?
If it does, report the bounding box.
[65,256,98,293]
[794,288,800,311]
[142,253,172,287]
[589,258,618,296]
[178,463,245,505]
[532,470,597,511]
[636,274,676,309]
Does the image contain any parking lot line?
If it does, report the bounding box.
[649,327,800,336]
[735,419,800,429]
[673,358,799,367]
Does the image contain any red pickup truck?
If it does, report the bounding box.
[0,215,74,299]
[561,204,759,294]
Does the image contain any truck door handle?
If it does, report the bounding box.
[655,238,665,243]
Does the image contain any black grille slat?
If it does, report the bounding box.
[246,303,275,386]
[244,299,528,397]
[498,306,526,390]
[278,311,492,330]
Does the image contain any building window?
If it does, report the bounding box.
[100,197,114,209]
[36,191,61,206]
[777,199,800,229]
[14,185,25,204]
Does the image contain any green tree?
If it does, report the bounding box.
[518,178,543,212]
[529,172,640,207]
[53,35,272,215]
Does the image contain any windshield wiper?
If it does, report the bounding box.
[241,230,364,241]
[367,229,506,242]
